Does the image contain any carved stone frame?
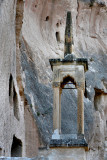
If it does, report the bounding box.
[52,65,85,139]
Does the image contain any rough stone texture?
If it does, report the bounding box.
[0,0,25,156]
[48,148,86,160]
[0,0,40,157]
[0,158,47,160]
[0,0,107,159]
[50,138,88,149]
[0,148,87,160]
[24,105,40,157]
[20,39,53,144]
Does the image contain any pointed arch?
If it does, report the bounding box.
[60,75,77,89]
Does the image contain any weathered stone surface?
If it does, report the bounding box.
[0,0,107,159]
[50,138,88,149]
[48,148,86,160]
[21,0,107,159]
[0,0,25,156]
[0,0,40,157]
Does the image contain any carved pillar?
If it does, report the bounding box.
[77,87,84,135]
[52,82,61,139]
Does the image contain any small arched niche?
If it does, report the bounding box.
[56,32,60,42]
[9,74,13,105]
[60,76,76,89]
[0,148,2,156]
[60,76,78,135]
[45,16,49,21]
[11,136,22,157]
[9,74,19,120]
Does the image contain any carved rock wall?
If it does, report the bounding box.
[21,0,107,160]
[0,0,25,156]
[0,0,107,159]
[0,0,40,157]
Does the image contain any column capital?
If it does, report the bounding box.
[52,82,60,88]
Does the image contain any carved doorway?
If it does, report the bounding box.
[61,76,78,135]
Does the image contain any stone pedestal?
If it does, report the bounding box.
[50,135,88,151]
[48,148,86,160]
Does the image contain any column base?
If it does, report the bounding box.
[48,148,87,160]
[52,129,61,139]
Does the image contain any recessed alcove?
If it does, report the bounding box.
[11,136,22,157]
[9,74,19,120]
[45,16,49,21]
[56,23,59,27]
[56,32,60,42]
[0,148,2,156]
[9,74,13,105]
[94,89,102,111]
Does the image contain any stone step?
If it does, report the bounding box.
[0,157,47,160]
[0,158,36,160]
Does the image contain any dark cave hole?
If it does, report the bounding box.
[56,23,59,27]
[11,136,22,157]
[56,32,60,42]
[0,148,2,156]
[45,16,49,21]
[9,74,13,105]
[94,89,102,111]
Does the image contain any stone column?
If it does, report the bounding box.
[52,82,61,139]
[77,87,84,135]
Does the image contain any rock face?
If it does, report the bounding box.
[0,0,40,157]
[0,0,25,156]
[21,0,107,159]
[0,0,107,159]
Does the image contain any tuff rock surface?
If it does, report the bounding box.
[21,0,107,159]
[0,0,107,159]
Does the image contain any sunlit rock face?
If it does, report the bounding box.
[21,0,107,159]
[75,0,107,56]
[0,0,25,156]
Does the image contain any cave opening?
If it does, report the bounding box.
[45,16,49,21]
[0,148,2,156]
[56,32,60,42]
[56,23,59,27]
[11,136,22,157]
[94,89,102,111]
